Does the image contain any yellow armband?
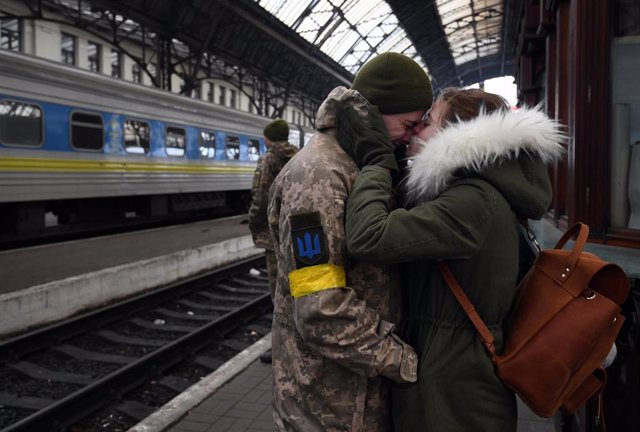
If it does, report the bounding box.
[288,263,346,298]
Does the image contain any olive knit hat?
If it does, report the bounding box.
[263,119,289,141]
[351,52,433,114]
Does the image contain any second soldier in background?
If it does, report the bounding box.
[248,118,298,364]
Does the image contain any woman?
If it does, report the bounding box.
[342,88,565,431]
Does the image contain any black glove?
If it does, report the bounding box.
[335,104,398,172]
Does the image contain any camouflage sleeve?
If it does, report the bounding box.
[248,153,275,233]
[288,186,417,384]
[346,165,495,262]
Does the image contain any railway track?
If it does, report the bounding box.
[0,255,272,432]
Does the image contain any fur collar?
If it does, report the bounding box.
[405,106,565,202]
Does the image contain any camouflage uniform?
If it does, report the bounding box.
[267,87,417,432]
[249,140,298,298]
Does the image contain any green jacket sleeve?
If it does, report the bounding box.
[346,165,496,263]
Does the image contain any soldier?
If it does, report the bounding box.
[248,118,298,364]
[267,52,433,431]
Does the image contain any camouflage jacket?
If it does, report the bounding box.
[249,140,298,250]
[267,87,417,432]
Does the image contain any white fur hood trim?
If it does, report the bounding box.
[405,106,565,202]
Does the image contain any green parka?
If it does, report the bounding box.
[345,106,564,432]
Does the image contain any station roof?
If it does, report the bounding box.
[77,0,518,102]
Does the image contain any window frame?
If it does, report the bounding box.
[0,17,22,52]
[207,83,214,103]
[131,62,141,84]
[164,125,186,157]
[224,134,240,160]
[61,32,76,66]
[0,98,44,148]
[111,48,122,78]
[247,137,261,161]
[198,129,217,159]
[87,41,101,73]
[69,110,104,152]
[229,89,237,109]
[218,85,226,106]
[123,118,151,155]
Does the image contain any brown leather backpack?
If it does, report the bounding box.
[439,222,629,418]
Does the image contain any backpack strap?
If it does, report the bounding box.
[553,222,589,271]
[437,260,497,362]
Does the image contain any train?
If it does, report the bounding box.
[0,49,314,235]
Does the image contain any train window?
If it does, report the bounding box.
[288,129,300,148]
[124,119,150,154]
[199,130,216,158]
[248,138,260,161]
[304,132,314,147]
[0,100,42,147]
[165,127,186,157]
[70,112,103,151]
[225,135,240,160]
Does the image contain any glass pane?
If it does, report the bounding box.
[87,41,100,72]
[132,63,141,83]
[0,100,42,146]
[288,129,300,148]
[111,49,121,77]
[124,120,150,154]
[71,112,103,150]
[225,135,240,160]
[256,0,427,74]
[611,37,640,229]
[1,18,21,51]
[166,127,186,157]
[61,33,75,65]
[248,138,260,161]
[199,130,216,158]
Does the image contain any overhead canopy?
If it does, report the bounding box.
[17,0,517,104]
[257,0,518,88]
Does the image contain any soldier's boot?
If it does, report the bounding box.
[259,349,272,364]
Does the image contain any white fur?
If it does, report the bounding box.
[603,343,617,368]
[405,106,566,203]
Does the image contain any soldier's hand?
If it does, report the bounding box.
[379,333,418,383]
[335,104,398,172]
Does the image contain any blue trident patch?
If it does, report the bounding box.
[290,212,327,268]
[297,231,322,260]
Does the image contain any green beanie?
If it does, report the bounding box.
[263,119,289,141]
[351,52,433,114]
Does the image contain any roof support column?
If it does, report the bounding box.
[156,36,172,91]
[565,0,611,234]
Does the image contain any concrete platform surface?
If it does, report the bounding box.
[129,333,561,432]
[0,215,262,338]
[0,215,252,292]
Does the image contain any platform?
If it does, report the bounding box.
[0,215,263,338]
[127,333,564,432]
[126,218,640,432]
